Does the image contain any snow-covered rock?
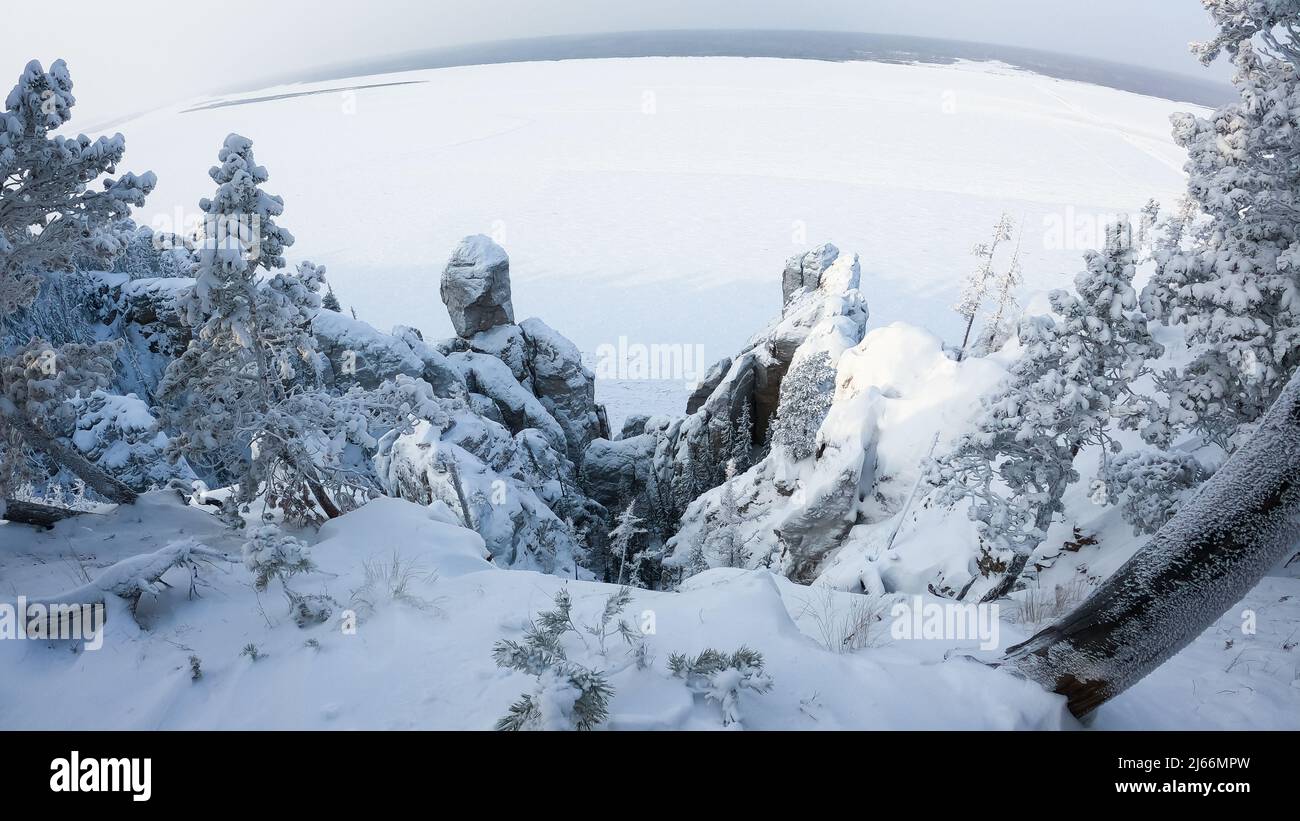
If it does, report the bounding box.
[440,234,514,338]
[669,321,1007,585]
[447,351,567,455]
[592,244,869,520]
[781,242,842,305]
[313,310,467,399]
[467,323,529,383]
[580,432,656,511]
[618,413,650,440]
[519,317,607,462]
[390,325,467,399]
[312,309,422,388]
[375,418,582,572]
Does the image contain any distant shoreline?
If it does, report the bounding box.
[230,29,1231,108]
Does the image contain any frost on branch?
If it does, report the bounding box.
[28,539,231,614]
[1100,447,1205,536]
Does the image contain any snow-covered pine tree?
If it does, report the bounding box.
[971,219,1025,357]
[954,214,1014,361]
[111,225,185,279]
[1140,3,1300,450]
[769,351,836,462]
[933,222,1162,601]
[729,403,754,473]
[0,59,154,509]
[710,459,750,568]
[321,283,342,313]
[492,588,615,731]
[158,136,443,524]
[610,501,648,586]
[668,646,772,728]
[157,133,299,495]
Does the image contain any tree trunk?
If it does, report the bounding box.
[978,553,1029,603]
[0,498,90,528]
[443,459,473,531]
[1001,370,1300,718]
[955,313,977,362]
[979,448,1079,603]
[307,478,343,520]
[4,413,138,505]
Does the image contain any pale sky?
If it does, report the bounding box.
[5,0,1226,124]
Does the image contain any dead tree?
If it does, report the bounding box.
[1001,369,1300,718]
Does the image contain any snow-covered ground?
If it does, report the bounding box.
[111,57,1199,429]
[1,492,1293,730]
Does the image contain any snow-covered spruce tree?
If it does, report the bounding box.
[0,59,154,509]
[1140,3,1300,450]
[729,402,754,473]
[932,222,1162,601]
[320,282,342,313]
[954,214,1014,361]
[769,351,836,462]
[1003,363,1300,717]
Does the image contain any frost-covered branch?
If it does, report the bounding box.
[28,539,233,608]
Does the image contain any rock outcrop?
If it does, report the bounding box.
[441,234,515,338]
[377,235,619,569]
[581,244,869,531]
[519,317,605,463]
[781,242,841,306]
[435,237,609,464]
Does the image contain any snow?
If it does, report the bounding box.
[0,493,1072,730]
[2,478,1295,729]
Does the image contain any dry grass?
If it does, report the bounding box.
[797,586,892,653]
[1005,578,1093,628]
[349,550,443,617]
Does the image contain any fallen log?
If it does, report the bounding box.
[0,498,93,529]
